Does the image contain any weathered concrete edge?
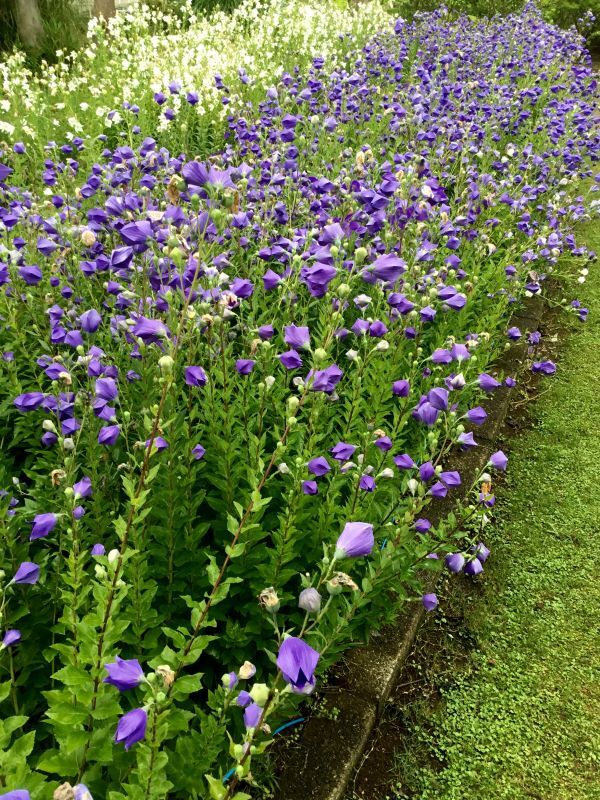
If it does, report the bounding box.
[275,296,546,800]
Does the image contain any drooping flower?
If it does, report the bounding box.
[302,480,318,495]
[114,708,147,750]
[335,522,374,558]
[192,444,206,460]
[11,562,40,585]
[466,406,487,425]
[279,350,303,370]
[30,512,57,540]
[392,379,410,397]
[464,557,484,576]
[478,373,502,392]
[276,636,320,694]
[104,656,145,692]
[532,360,557,375]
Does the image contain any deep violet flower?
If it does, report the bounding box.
[308,364,343,393]
[114,708,147,750]
[308,456,330,476]
[392,380,410,397]
[98,425,121,446]
[335,522,374,558]
[30,512,57,540]
[466,407,488,425]
[479,373,502,392]
[280,350,303,370]
[302,480,318,495]
[104,656,145,691]
[276,636,320,694]
[14,393,45,412]
[464,557,484,576]
[91,544,105,556]
[73,476,92,499]
[192,444,206,460]
[236,359,255,375]
[185,366,207,387]
[532,360,557,375]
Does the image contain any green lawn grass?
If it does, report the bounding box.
[392,214,600,800]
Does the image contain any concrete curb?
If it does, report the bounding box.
[275,297,546,800]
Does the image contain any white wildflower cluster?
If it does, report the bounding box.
[0,0,394,148]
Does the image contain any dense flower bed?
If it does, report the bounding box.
[0,3,598,798]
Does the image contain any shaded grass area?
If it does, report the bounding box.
[343,214,600,800]
[389,217,600,800]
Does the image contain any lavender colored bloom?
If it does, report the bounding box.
[466,406,488,425]
[475,542,491,562]
[414,518,431,533]
[244,702,263,729]
[73,786,93,800]
[335,522,374,558]
[369,253,406,283]
[532,360,557,375]
[309,364,343,393]
[73,506,85,520]
[308,456,330,476]
[104,656,145,691]
[231,277,254,299]
[507,327,522,340]
[431,348,453,364]
[302,480,318,495]
[440,471,461,487]
[0,792,30,800]
[192,444,206,460]
[258,325,275,340]
[458,431,477,449]
[489,450,508,471]
[392,380,410,397]
[422,593,438,611]
[236,359,255,375]
[91,544,105,556]
[428,387,449,411]
[11,562,40,585]
[430,481,447,498]
[284,325,310,349]
[479,373,501,392]
[30,512,57,540]
[95,377,118,401]
[19,265,43,285]
[330,442,356,461]
[73,476,92,499]
[146,436,169,451]
[236,690,252,708]
[98,425,121,446]
[185,366,207,387]
[1,630,21,648]
[114,708,147,750]
[299,588,321,613]
[280,349,303,370]
[359,474,375,492]
[375,436,392,451]
[276,636,320,694]
[445,553,465,574]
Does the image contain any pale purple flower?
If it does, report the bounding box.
[335,522,374,558]
[276,636,320,694]
[1,630,21,648]
[284,325,310,349]
[422,593,438,611]
[30,512,57,540]
[489,450,508,470]
[308,456,330,476]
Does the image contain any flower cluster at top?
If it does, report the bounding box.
[0,3,598,798]
[0,0,393,155]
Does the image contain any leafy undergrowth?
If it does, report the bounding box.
[372,216,600,800]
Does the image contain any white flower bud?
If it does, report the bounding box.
[107,548,120,565]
